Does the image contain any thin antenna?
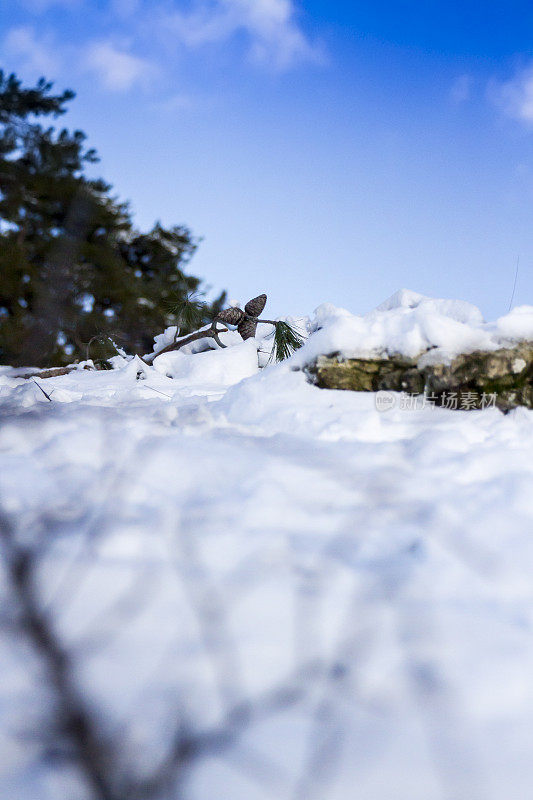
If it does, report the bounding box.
[508,255,520,312]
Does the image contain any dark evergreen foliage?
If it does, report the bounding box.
[0,70,225,366]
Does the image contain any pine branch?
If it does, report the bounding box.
[268,321,305,363]
[165,292,208,336]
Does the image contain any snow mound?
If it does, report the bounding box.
[293,289,533,366]
[147,289,533,375]
[375,288,484,324]
[152,339,258,387]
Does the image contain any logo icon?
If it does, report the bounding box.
[375,391,396,412]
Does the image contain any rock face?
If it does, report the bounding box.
[306,344,533,411]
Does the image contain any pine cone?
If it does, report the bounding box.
[216,307,245,325]
[238,318,258,340]
[244,294,267,317]
[216,294,267,341]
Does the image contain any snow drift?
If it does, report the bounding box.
[1,291,533,800]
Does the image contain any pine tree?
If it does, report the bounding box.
[0,71,225,367]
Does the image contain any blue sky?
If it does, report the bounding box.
[2,0,533,319]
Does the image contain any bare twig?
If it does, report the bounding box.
[22,366,78,379]
[31,378,53,401]
[142,324,228,364]
[0,516,119,800]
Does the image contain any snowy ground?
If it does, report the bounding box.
[2,292,533,799]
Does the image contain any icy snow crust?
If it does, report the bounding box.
[2,292,533,799]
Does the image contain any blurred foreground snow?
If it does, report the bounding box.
[2,293,533,799]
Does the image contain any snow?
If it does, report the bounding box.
[152,339,259,387]
[292,289,533,367]
[1,291,533,799]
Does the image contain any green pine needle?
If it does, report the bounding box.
[165,291,207,332]
[269,320,305,363]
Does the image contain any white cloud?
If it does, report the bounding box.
[3,27,156,94]
[161,0,324,71]
[83,40,157,91]
[3,26,61,77]
[493,64,533,124]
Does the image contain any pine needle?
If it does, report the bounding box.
[166,292,207,333]
[269,321,305,363]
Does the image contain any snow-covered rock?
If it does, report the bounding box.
[292,289,533,367]
[290,290,533,409]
